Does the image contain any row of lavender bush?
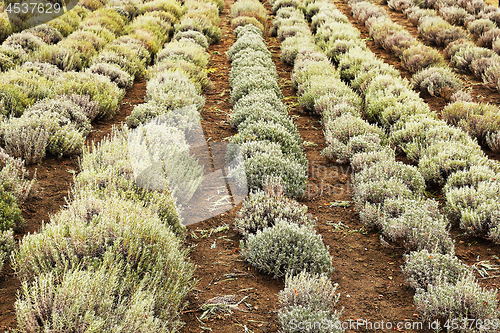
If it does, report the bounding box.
[0,0,151,277]
[339,0,500,246]
[6,0,224,329]
[0,0,188,168]
[0,0,107,47]
[347,0,500,153]
[272,0,499,328]
[227,3,343,332]
[385,0,500,96]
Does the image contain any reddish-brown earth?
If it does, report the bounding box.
[2,1,500,332]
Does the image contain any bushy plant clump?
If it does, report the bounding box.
[54,71,124,120]
[235,185,315,237]
[442,101,500,145]
[414,274,499,329]
[402,249,471,290]
[231,0,267,30]
[401,44,445,73]
[278,271,343,333]
[411,66,464,98]
[0,229,14,275]
[377,198,454,253]
[1,95,99,162]
[13,195,194,331]
[174,0,222,45]
[418,16,470,46]
[419,140,487,186]
[364,75,431,126]
[240,220,333,278]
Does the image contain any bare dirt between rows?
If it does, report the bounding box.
[2,1,500,332]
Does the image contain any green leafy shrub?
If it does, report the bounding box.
[414,274,499,329]
[411,66,463,98]
[87,63,134,89]
[32,44,83,71]
[27,24,63,44]
[173,30,209,49]
[418,16,469,46]
[378,198,454,254]
[0,189,23,231]
[278,271,343,333]
[442,101,500,145]
[229,145,307,198]
[145,70,205,109]
[74,129,183,234]
[401,44,445,73]
[3,32,45,52]
[1,115,50,164]
[240,220,333,278]
[54,72,124,120]
[156,40,209,68]
[235,187,315,237]
[279,271,340,312]
[364,75,431,126]
[419,140,487,186]
[402,249,471,290]
[0,229,14,275]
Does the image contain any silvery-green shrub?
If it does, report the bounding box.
[379,198,454,254]
[402,249,471,290]
[146,70,205,110]
[411,66,463,98]
[147,58,212,92]
[235,189,315,237]
[0,229,14,275]
[156,40,209,68]
[414,274,499,328]
[88,62,134,89]
[353,159,426,206]
[365,75,431,126]
[229,148,307,198]
[54,71,124,120]
[240,220,333,278]
[419,140,487,186]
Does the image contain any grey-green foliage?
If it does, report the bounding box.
[230,70,283,104]
[411,66,463,98]
[364,75,431,127]
[322,114,385,164]
[240,220,333,278]
[146,70,205,110]
[234,190,315,237]
[378,198,454,254]
[233,120,304,162]
[87,63,134,89]
[75,128,183,234]
[279,271,340,312]
[229,143,308,198]
[414,274,499,329]
[13,195,194,332]
[353,159,426,206]
[278,272,343,333]
[278,306,343,333]
[419,140,487,186]
[402,249,471,291]
[0,229,14,274]
[389,114,478,162]
[16,264,183,332]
